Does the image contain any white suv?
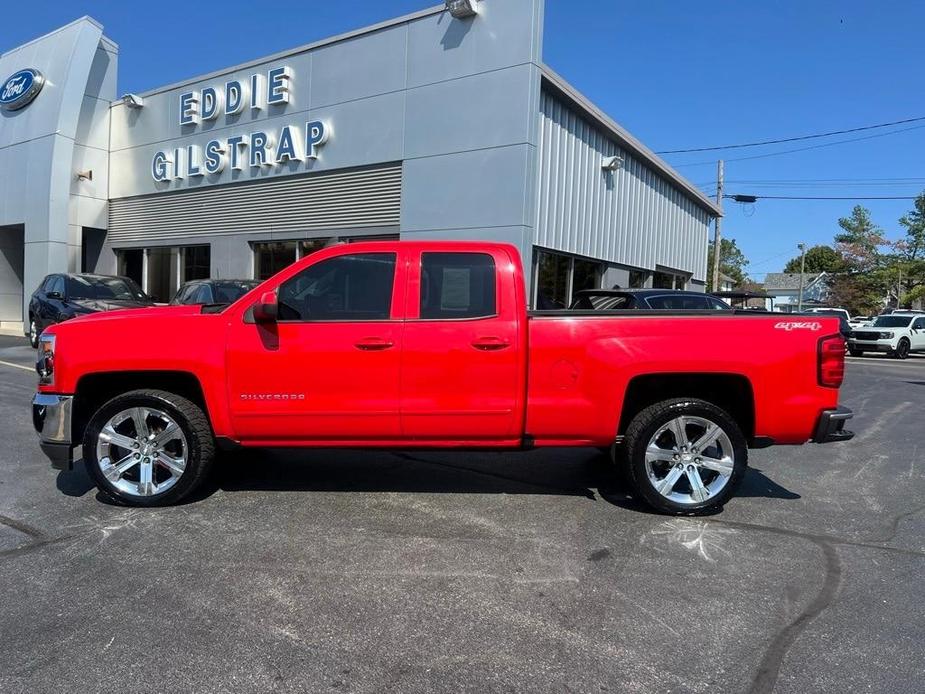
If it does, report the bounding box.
[849,312,925,359]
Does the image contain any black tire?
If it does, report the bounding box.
[83,389,215,506]
[28,315,39,349]
[848,348,863,357]
[893,338,910,360]
[623,398,748,515]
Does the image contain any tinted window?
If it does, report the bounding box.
[172,284,193,304]
[212,281,258,304]
[278,253,396,321]
[192,285,212,304]
[420,253,496,320]
[67,276,146,301]
[873,316,914,328]
[646,294,710,310]
[49,276,65,296]
[913,317,925,329]
[571,293,631,310]
[41,276,56,293]
[707,297,732,310]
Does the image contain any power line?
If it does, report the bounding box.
[671,123,925,167]
[730,195,917,200]
[656,115,925,154]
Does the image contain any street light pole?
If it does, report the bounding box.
[711,160,724,292]
[797,243,806,312]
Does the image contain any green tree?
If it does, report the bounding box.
[782,245,847,274]
[895,191,925,307]
[707,237,749,288]
[834,205,886,272]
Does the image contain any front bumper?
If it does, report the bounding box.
[32,393,74,470]
[813,406,854,443]
[848,339,894,353]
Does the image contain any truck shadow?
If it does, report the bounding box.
[57,449,800,511]
[209,448,800,511]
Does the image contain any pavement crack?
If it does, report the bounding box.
[0,513,47,541]
[702,519,842,694]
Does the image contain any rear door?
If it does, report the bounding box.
[400,248,524,441]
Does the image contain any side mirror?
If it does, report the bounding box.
[47,291,64,300]
[253,290,278,324]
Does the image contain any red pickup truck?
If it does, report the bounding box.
[32,241,852,514]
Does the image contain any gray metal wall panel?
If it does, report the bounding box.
[535,90,710,281]
[108,164,401,244]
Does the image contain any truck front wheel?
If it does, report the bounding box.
[83,389,215,506]
[622,398,747,515]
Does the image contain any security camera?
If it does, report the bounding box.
[602,156,623,172]
[445,0,477,19]
[121,93,145,109]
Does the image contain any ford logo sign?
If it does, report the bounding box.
[0,69,45,111]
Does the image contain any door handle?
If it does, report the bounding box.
[355,337,395,351]
[471,336,511,351]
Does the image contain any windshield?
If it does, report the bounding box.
[212,281,259,303]
[872,315,913,328]
[67,276,148,301]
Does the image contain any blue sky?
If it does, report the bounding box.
[2,0,923,279]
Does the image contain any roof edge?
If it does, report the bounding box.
[539,64,722,218]
[127,4,447,101]
[1,15,105,58]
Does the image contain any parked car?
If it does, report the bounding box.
[171,279,260,306]
[798,309,851,340]
[33,241,853,515]
[570,289,732,311]
[806,307,851,322]
[26,273,153,348]
[848,312,925,359]
[848,315,872,329]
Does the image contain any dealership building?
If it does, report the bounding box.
[0,0,719,331]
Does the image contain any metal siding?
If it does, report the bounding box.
[108,164,401,244]
[536,90,710,280]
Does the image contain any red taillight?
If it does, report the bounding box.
[818,335,845,388]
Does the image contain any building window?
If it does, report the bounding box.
[629,270,649,289]
[254,242,298,280]
[573,258,603,295]
[118,249,144,288]
[653,270,688,290]
[533,248,603,309]
[182,245,210,281]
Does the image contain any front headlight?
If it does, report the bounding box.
[36,334,55,386]
[878,331,894,339]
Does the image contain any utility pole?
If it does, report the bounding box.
[797,243,806,312]
[711,159,724,292]
[897,265,903,308]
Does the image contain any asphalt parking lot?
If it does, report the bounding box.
[0,334,923,694]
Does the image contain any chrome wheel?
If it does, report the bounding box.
[644,415,735,506]
[95,406,187,498]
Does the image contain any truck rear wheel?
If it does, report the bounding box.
[83,389,215,507]
[622,398,747,515]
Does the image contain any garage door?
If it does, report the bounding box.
[109,163,402,244]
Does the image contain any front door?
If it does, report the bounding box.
[912,316,925,350]
[226,250,405,442]
[400,249,524,441]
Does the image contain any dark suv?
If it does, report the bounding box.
[27,273,153,347]
[569,289,732,311]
